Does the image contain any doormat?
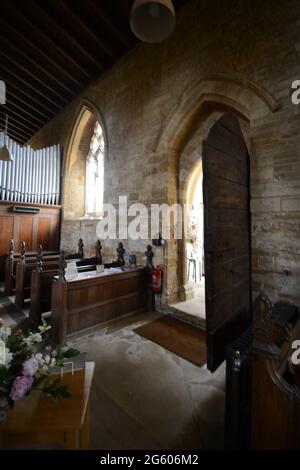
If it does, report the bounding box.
[134,315,207,367]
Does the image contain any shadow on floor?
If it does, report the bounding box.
[69,312,225,450]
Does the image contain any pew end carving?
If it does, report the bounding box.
[96,240,103,265]
[58,250,66,281]
[145,244,154,269]
[36,245,43,272]
[252,291,300,449]
[116,242,125,267]
[4,239,15,295]
[20,241,26,263]
[144,245,155,311]
[78,238,84,259]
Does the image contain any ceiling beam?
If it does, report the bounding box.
[23,0,106,72]
[0,65,63,112]
[0,26,79,97]
[0,108,40,134]
[53,0,117,61]
[0,122,30,143]
[0,131,26,145]
[0,115,31,140]
[6,90,53,122]
[4,98,45,127]
[0,48,70,105]
[0,116,31,137]
[0,116,32,137]
[0,0,140,144]
[78,0,132,48]
[9,0,94,84]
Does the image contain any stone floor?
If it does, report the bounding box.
[170,280,206,329]
[1,283,225,450]
[69,312,226,450]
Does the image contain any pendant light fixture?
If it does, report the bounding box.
[0,115,13,162]
[130,0,176,44]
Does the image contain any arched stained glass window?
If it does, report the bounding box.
[86,121,104,217]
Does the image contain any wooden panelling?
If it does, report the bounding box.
[0,215,14,255]
[37,217,50,248]
[0,215,14,279]
[0,201,61,280]
[19,216,34,250]
[52,268,149,344]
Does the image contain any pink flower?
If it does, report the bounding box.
[0,318,4,327]
[10,376,33,401]
[22,356,39,377]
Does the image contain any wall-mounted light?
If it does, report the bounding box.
[0,115,13,162]
[130,0,176,44]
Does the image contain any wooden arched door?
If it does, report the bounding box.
[203,112,252,372]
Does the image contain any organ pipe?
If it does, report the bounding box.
[0,132,61,206]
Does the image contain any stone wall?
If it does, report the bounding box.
[29,0,300,307]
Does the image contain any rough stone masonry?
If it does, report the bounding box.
[28,0,300,308]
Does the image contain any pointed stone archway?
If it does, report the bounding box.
[153,73,280,305]
[62,99,109,220]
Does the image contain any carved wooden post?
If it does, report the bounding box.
[145,244,155,312]
[145,244,154,269]
[20,241,26,263]
[31,245,44,326]
[58,250,66,281]
[252,292,300,449]
[52,250,68,345]
[15,242,26,308]
[36,245,43,273]
[96,240,103,265]
[78,238,84,259]
[5,239,15,295]
[117,242,125,267]
[8,239,14,258]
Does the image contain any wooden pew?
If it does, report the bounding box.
[4,240,59,296]
[252,293,300,449]
[13,239,87,307]
[15,249,61,308]
[51,244,150,344]
[5,238,86,296]
[30,241,104,325]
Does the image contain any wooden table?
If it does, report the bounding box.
[0,362,95,450]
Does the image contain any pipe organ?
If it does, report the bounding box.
[0,132,61,206]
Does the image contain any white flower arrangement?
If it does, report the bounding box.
[0,318,79,421]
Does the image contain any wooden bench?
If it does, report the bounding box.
[4,240,59,296]
[51,244,151,344]
[30,242,104,325]
[4,238,86,296]
[14,238,96,308]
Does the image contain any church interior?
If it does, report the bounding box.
[0,0,300,452]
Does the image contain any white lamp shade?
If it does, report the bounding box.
[0,144,13,162]
[130,0,176,43]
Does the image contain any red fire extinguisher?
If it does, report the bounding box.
[152,266,163,293]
